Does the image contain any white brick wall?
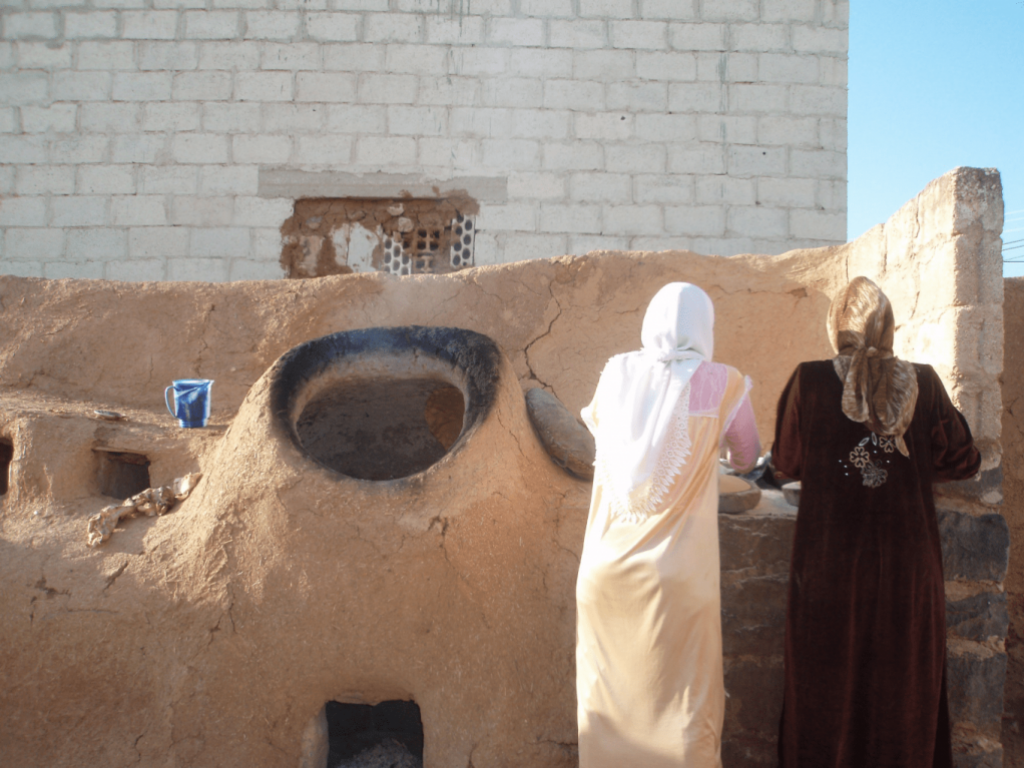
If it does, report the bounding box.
[0,0,847,280]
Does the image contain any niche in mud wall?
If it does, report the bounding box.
[0,438,12,495]
[325,700,424,768]
[94,449,151,500]
[280,197,478,279]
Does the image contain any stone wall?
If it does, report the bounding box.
[1001,277,1023,768]
[1,1,848,280]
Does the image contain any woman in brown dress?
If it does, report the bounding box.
[773,277,981,768]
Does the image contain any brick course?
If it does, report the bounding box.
[1,3,846,280]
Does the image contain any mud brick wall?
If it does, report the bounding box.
[1,1,848,280]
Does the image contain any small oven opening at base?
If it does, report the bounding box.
[94,450,151,500]
[0,438,12,495]
[326,699,423,768]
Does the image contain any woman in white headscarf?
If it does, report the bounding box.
[576,282,761,768]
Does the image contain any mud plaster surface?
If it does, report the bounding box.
[0,240,990,768]
[1001,277,1023,766]
[280,195,479,279]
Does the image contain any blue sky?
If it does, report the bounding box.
[847,0,1024,277]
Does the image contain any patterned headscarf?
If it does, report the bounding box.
[827,276,918,457]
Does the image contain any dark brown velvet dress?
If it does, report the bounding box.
[774,361,981,768]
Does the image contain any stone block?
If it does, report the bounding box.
[15,42,70,69]
[417,138,479,170]
[0,197,47,227]
[332,0,387,8]
[21,104,77,133]
[668,82,725,113]
[170,197,233,227]
[172,134,229,164]
[356,136,417,166]
[3,12,59,39]
[936,465,1004,508]
[757,177,817,208]
[953,743,1004,768]
[574,49,637,81]
[198,42,260,70]
[946,642,1007,728]
[579,0,634,18]
[728,146,786,177]
[937,508,1010,583]
[512,48,574,78]
[606,145,666,174]
[52,136,109,164]
[635,51,697,81]
[77,165,135,195]
[508,172,565,201]
[199,165,259,196]
[167,257,230,281]
[790,85,846,116]
[476,204,537,232]
[695,176,754,205]
[263,104,324,133]
[183,10,239,39]
[603,205,663,235]
[729,83,788,114]
[947,591,1009,642]
[385,43,449,76]
[569,234,630,254]
[639,0,697,20]
[488,17,544,46]
[52,71,111,101]
[665,204,725,236]
[759,53,819,84]
[110,196,168,227]
[67,228,128,262]
[52,196,109,227]
[728,206,787,238]
[635,112,697,142]
[16,166,74,196]
[611,19,668,49]
[425,15,485,45]
[511,110,570,140]
[4,227,66,259]
[295,73,357,103]
[500,232,567,262]
[232,196,293,228]
[791,149,846,178]
[43,261,105,279]
[481,79,544,109]
[417,76,479,107]
[668,145,725,174]
[245,11,300,40]
[358,73,418,104]
[538,204,601,234]
[79,41,137,70]
[64,11,118,38]
[451,47,508,76]
[121,11,178,39]
[792,26,847,54]
[543,79,605,112]
[129,226,190,257]
[363,12,423,43]
[721,572,788,655]
[232,135,293,164]
[549,19,606,48]
[228,259,285,280]
[698,114,758,144]
[80,103,140,133]
[608,81,668,112]
[112,72,172,101]
[261,42,320,70]
[295,136,354,165]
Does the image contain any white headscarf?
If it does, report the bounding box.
[583,283,715,522]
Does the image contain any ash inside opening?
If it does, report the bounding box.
[327,700,423,768]
[0,439,12,495]
[296,378,465,481]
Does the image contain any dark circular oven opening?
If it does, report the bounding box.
[270,327,500,482]
[296,377,465,481]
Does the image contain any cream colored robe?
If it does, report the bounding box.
[576,363,759,768]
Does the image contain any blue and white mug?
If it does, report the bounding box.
[164,379,213,428]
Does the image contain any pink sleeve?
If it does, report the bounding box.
[723,383,761,473]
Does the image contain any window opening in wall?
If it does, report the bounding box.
[280,197,478,279]
[326,700,424,767]
[95,450,151,500]
[0,439,12,496]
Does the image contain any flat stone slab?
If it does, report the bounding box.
[524,387,595,480]
[937,509,1010,582]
